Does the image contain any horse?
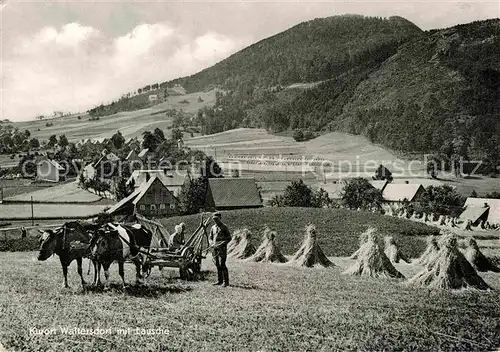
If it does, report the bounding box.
[37,221,100,289]
[89,222,155,288]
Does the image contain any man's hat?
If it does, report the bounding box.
[212,212,221,219]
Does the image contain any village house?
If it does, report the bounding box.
[36,156,65,183]
[148,94,158,103]
[83,152,120,180]
[381,183,426,205]
[125,149,143,166]
[127,169,191,197]
[459,197,500,226]
[204,178,263,211]
[106,176,179,218]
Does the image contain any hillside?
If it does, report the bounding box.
[338,19,500,159]
[173,17,499,167]
[170,15,422,91]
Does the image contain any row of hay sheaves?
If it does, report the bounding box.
[228,225,500,291]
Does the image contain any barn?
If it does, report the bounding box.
[459,198,500,225]
[204,178,262,211]
[382,183,426,204]
[107,176,179,217]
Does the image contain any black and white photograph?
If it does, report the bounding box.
[0,0,499,350]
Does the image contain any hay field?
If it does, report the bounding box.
[162,208,438,258]
[0,204,109,220]
[5,181,101,203]
[1,251,499,351]
[16,90,217,142]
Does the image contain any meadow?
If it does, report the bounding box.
[0,203,109,220]
[1,251,499,351]
[1,208,499,350]
[14,90,217,142]
[162,208,438,258]
[4,181,102,203]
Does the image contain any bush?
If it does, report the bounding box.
[342,178,383,211]
[292,129,316,142]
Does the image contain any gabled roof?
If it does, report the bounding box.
[126,150,140,160]
[106,186,143,215]
[207,178,262,208]
[127,170,188,188]
[37,157,64,170]
[315,182,346,200]
[464,197,500,224]
[370,180,389,191]
[459,206,489,223]
[382,183,425,202]
[106,152,120,162]
[107,176,174,215]
[138,148,149,158]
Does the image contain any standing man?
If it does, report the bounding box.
[209,212,231,287]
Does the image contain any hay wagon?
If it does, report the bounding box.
[130,214,210,280]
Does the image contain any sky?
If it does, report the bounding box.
[1,0,499,121]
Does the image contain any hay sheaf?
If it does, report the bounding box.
[384,236,410,264]
[229,229,256,259]
[464,238,500,272]
[349,227,375,260]
[408,235,491,290]
[227,229,246,255]
[246,227,287,263]
[344,231,404,279]
[416,236,440,266]
[289,224,334,268]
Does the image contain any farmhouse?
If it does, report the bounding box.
[204,178,263,211]
[107,176,179,217]
[36,157,65,183]
[127,169,191,197]
[125,150,142,165]
[459,198,500,225]
[83,153,120,180]
[138,148,149,161]
[148,94,158,102]
[382,183,426,204]
[126,138,141,151]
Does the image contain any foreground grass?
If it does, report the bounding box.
[1,252,499,351]
[162,208,438,258]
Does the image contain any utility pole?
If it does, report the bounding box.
[31,196,34,226]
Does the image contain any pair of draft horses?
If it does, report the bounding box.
[37,220,154,289]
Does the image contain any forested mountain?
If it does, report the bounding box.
[88,15,500,169]
[170,15,422,91]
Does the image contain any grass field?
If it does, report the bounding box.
[5,181,102,203]
[14,90,217,142]
[1,251,499,351]
[0,179,58,199]
[0,204,109,220]
[1,208,499,350]
[162,208,439,258]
